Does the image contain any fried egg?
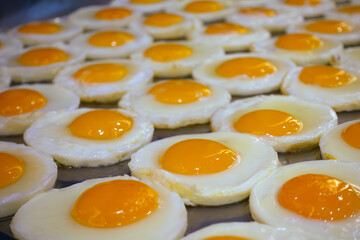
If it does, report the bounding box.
[0,141,57,218]
[0,84,80,136]
[0,67,10,90]
[326,2,360,23]
[130,41,224,78]
[0,34,22,57]
[211,95,338,152]
[53,59,154,102]
[249,160,360,239]
[334,46,360,69]
[11,176,187,240]
[270,0,336,18]
[234,0,266,7]
[187,21,270,52]
[111,0,174,13]
[130,132,279,206]
[119,79,230,128]
[193,53,296,96]
[281,65,360,112]
[69,28,152,59]
[23,108,154,167]
[251,33,343,65]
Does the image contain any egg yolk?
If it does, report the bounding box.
[299,65,356,88]
[278,174,360,221]
[18,48,70,66]
[284,0,320,6]
[143,13,183,27]
[338,5,360,14]
[88,31,135,47]
[73,63,128,84]
[305,20,353,34]
[94,8,132,20]
[71,179,159,228]
[0,41,3,48]
[239,7,277,17]
[204,237,250,240]
[216,57,277,78]
[160,139,239,175]
[68,110,133,140]
[324,153,338,160]
[130,0,163,3]
[0,153,25,189]
[184,0,224,13]
[204,23,249,35]
[147,80,211,104]
[234,109,303,137]
[18,22,62,34]
[341,122,360,149]
[0,89,47,116]
[144,43,192,62]
[275,33,323,51]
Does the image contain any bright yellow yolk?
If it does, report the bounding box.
[184,0,224,13]
[240,7,277,17]
[278,174,360,221]
[204,22,249,35]
[88,31,135,47]
[0,89,47,116]
[94,8,132,20]
[143,13,183,27]
[284,0,320,6]
[216,57,277,78]
[71,180,159,228]
[299,65,356,88]
[339,5,360,14]
[68,110,133,140]
[160,139,239,175]
[130,0,163,4]
[275,33,323,51]
[0,153,25,189]
[204,237,251,240]
[147,80,211,104]
[306,20,353,34]
[233,109,303,137]
[144,43,192,62]
[73,63,128,84]
[341,122,360,149]
[18,48,70,66]
[18,22,62,34]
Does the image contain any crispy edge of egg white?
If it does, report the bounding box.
[270,0,336,18]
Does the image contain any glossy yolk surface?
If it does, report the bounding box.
[18,22,62,34]
[339,5,360,14]
[88,31,135,47]
[147,80,211,104]
[204,22,249,35]
[306,20,353,34]
[299,65,356,88]
[94,8,132,20]
[143,13,183,27]
[71,180,159,228]
[130,0,163,4]
[68,109,133,140]
[160,139,239,175]
[275,33,323,51]
[240,7,277,17]
[204,237,251,240]
[342,122,360,149]
[0,89,47,116]
[284,0,320,6]
[184,1,224,13]
[144,43,192,62]
[216,57,277,78]
[73,63,128,83]
[278,174,360,221]
[0,153,25,189]
[234,109,303,137]
[18,48,70,66]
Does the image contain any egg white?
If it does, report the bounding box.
[335,46,360,69]
[326,0,360,22]
[0,34,23,57]
[234,0,266,7]
[270,0,336,18]
[0,67,10,90]
[111,0,175,13]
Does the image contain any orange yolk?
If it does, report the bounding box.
[216,57,277,78]
[306,20,353,34]
[68,110,133,140]
[204,23,249,35]
[240,7,277,17]
[275,33,323,51]
[0,152,25,189]
[130,0,163,3]
[144,43,192,62]
[147,80,211,104]
[234,109,303,137]
[73,63,128,84]
[94,8,132,20]
[299,65,356,88]
[284,0,320,6]
[341,121,360,149]
[143,13,183,27]
[18,22,62,34]
[278,174,360,221]
[204,237,251,240]
[0,41,2,48]
[0,89,47,116]
[160,139,239,175]
[184,0,224,13]
[18,48,70,66]
[71,179,159,228]
[88,31,135,47]
[338,5,360,14]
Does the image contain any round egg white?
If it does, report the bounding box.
[193,53,296,96]
[0,141,57,218]
[130,132,279,206]
[111,0,175,13]
[54,59,154,102]
[23,108,154,167]
[211,95,338,152]
[249,160,360,239]
[0,34,23,57]
[270,0,336,18]
[0,84,80,136]
[10,175,187,240]
[0,67,10,90]
[335,46,360,69]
